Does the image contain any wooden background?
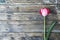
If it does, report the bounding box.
[0,0,60,40]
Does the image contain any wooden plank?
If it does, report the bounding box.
[6,0,42,3]
[0,23,59,32]
[0,13,57,21]
[50,33,60,40]
[0,33,43,40]
[0,4,56,13]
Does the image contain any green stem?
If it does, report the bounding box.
[44,16,46,40]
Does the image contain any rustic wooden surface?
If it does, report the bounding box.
[0,0,60,40]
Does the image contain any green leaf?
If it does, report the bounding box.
[46,21,57,40]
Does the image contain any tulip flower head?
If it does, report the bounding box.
[40,8,50,16]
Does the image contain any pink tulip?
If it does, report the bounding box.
[40,8,50,16]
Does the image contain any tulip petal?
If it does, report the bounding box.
[40,8,50,16]
[42,8,48,16]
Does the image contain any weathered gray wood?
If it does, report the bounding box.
[0,13,57,21]
[0,33,43,40]
[0,4,56,13]
[0,0,60,40]
[6,0,43,3]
